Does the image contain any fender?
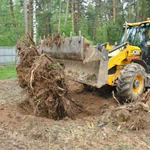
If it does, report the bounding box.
[132,59,149,73]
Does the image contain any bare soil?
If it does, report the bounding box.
[0,79,150,150]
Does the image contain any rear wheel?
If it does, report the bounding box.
[116,63,146,103]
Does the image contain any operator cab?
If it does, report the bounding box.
[120,19,150,71]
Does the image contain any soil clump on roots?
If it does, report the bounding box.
[16,36,83,120]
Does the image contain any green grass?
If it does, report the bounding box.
[0,65,17,80]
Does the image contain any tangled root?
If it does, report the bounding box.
[16,35,82,120]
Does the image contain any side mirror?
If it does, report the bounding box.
[96,43,102,51]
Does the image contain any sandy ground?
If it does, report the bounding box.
[0,79,150,150]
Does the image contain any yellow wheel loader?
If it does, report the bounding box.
[41,18,150,103]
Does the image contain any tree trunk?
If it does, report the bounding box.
[24,0,28,34]
[33,0,36,43]
[113,0,116,22]
[28,0,33,38]
[9,0,16,27]
[44,14,48,37]
[64,0,69,26]
[141,0,145,21]
[128,1,132,22]
[58,0,61,33]
[77,0,80,31]
[9,0,18,40]
[71,0,74,33]
[136,0,139,22]
[99,0,102,28]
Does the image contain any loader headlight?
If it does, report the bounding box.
[147,41,150,47]
[131,50,140,55]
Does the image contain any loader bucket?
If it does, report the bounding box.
[39,34,108,88]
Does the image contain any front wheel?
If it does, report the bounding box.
[116,63,146,103]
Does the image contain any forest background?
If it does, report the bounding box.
[0,0,150,46]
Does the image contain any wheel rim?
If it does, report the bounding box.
[132,75,143,93]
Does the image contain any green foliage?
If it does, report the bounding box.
[60,18,73,36]
[36,98,41,102]
[0,65,16,80]
[0,0,149,46]
[106,21,123,45]
[54,62,61,68]
[0,0,24,46]
[95,26,108,44]
[79,17,89,39]
[46,62,61,71]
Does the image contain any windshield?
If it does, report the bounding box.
[120,23,150,49]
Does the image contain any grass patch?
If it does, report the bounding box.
[0,65,16,80]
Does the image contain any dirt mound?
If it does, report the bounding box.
[101,91,150,130]
[16,36,83,120]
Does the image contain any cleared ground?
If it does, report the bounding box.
[0,79,150,150]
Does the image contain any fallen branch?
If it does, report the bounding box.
[112,91,120,106]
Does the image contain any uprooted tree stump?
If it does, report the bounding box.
[101,90,150,131]
[16,36,83,120]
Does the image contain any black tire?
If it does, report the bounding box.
[116,63,146,103]
[83,84,96,92]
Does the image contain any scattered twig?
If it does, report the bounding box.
[112,91,120,106]
[129,115,142,130]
